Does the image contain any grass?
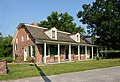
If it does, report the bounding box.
[0,59,120,80]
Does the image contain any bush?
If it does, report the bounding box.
[27,57,35,63]
[96,56,99,60]
[3,57,13,63]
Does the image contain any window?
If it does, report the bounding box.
[27,34,30,40]
[50,45,58,56]
[16,38,18,43]
[21,36,24,41]
[14,44,17,51]
[52,30,55,39]
[80,46,85,54]
[29,45,36,57]
[77,35,79,41]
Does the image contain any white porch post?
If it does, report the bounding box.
[69,45,71,61]
[78,45,80,60]
[30,46,33,57]
[97,47,99,56]
[85,46,87,60]
[92,46,94,59]
[58,44,60,62]
[13,44,16,60]
[44,43,46,64]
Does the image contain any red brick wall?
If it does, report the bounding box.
[45,46,66,63]
[35,44,43,64]
[80,54,86,60]
[71,54,78,61]
[46,54,65,63]
[13,25,34,62]
[60,54,65,61]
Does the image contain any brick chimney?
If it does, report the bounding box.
[31,22,38,26]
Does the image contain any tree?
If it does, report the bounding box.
[77,0,120,49]
[4,35,13,57]
[39,11,85,33]
[0,33,13,57]
[0,32,4,57]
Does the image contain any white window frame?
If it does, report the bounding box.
[52,30,55,39]
[30,46,34,57]
[14,44,17,51]
[27,34,30,40]
[77,35,79,41]
[21,36,24,41]
[51,30,57,39]
[16,38,18,43]
[76,34,80,42]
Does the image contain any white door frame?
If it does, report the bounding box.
[24,47,27,61]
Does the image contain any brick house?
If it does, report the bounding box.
[12,23,103,64]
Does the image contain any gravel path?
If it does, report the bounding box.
[1,66,120,82]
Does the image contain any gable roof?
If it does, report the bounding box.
[12,23,91,44]
[25,24,75,42]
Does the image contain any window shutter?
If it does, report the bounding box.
[33,46,36,56]
[29,46,31,57]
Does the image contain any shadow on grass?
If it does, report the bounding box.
[34,64,51,82]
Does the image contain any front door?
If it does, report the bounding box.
[24,48,27,61]
[66,49,68,59]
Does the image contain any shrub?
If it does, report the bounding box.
[27,57,35,63]
[3,57,13,63]
[96,56,99,60]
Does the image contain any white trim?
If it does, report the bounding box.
[24,47,27,61]
[11,29,18,44]
[85,46,87,60]
[92,46,93,59]
[21,36,24,41]
[51,28,57,40]
[69,45,71,61]
[58,44,60,62]
[25,23,47,29]
[58,30,71,34]
[30,46,33,57]
[44,43,46,64]
[36,40,103,47]
[27,34,30,40]
[52,30,57,40]
[78,45,80,60]
[14,44,17,51]
[16,38,18,43]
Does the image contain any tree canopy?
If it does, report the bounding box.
[77,0,120,49]
[0,32,13,57]
[38,11,85,33]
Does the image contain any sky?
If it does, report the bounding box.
[0,0,95,37]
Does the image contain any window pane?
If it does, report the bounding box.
[52,31,55,38]
[77,35,79,41]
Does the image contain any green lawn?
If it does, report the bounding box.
[0,59,120,80]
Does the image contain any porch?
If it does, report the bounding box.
[35,40,105,64]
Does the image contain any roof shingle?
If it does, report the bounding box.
[24,24,90,44]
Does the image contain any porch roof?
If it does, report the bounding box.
[24,24,91,44]
[35,39,105,47]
